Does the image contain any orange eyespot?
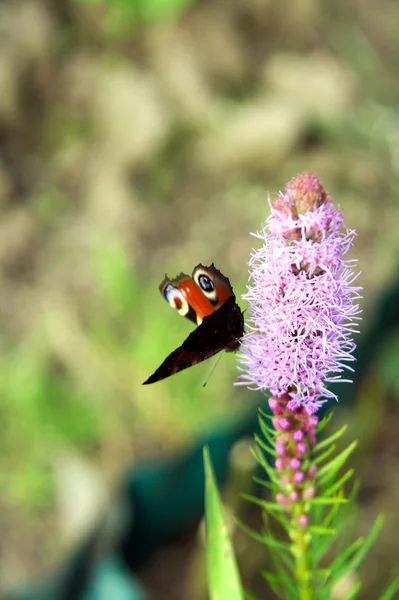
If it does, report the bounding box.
[164,285,190,317]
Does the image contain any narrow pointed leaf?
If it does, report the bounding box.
[346,581,362,599]
[241,494,284,513]
[324,469,354,497]
[234,517,268,546]
[311,497,348,505]
[258,416,276,441]
[313,444,336,465]
[309,526,336,536]
[254,433,276,458]
[327,517,384,590]
[316,410,334,434]
[317,441,357,484]
[259,407,274,421]
[315,424,348,451]
[204,446,244,600]
[379,577,399,600]
[253,476,273,490]
[338,515,384,575]
[262,571,284,597]
[329,537,363,573]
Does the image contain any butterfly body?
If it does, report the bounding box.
[143,264,244,385]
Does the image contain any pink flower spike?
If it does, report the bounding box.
[303,486,315,500]
[269,398,282,414]
[293,430,304,442]
[293,471,305,484]
[279,418,292,431]
[298,515,308,529]
[272,419,280,431]
[296,442,307,457]
[290,458,301,470]
[237,173,361,412]
[277,492,288,507]
[276,444,286,457]
[275,459,285,471]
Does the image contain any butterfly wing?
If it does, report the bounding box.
[190,264,234,314]
[142,296,244,385]
[160,264,235,325]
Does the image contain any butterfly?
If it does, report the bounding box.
[143,264,244,385]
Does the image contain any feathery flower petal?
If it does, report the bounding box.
[237,172,361,412]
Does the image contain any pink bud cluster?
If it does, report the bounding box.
[270,395,317,527]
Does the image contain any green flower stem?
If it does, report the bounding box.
[291,518,312,600]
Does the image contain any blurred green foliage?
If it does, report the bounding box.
[75,0,194,31]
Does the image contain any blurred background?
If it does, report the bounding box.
[0,0,399,598]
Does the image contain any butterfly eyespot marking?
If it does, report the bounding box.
[164,284,190,317]
[198,274,214,292]
[193,268,218,303]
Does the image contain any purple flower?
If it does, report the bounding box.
[237,173,361,413]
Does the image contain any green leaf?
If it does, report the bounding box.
[315,424,348,451]
[317,441,357,485]
[235,517,270,546]
[309,525,336,536]
[329,537,363,573]
[313,443,336,465]
[262,503,291,530]
[253,476,273,490]
[311,497,348,505]
[324,468,354,497]
[258,407,274,421]
[346,581,363,599]
[316,410,335,434]
[312,486,357,565]
[258,416,277,440]
[260,523,297,599]
[236,514,292,556]
[241,494,284,513]
[246,495,287,513]
[262,560,297,599]
[342,515,384,574]
[254,433,276,458]
[262,570,285,598]
[322,496,344,525]
[379,577,399,600]
[251,446,280,486]
[311,498,344,563]
[316,567,331,581]
[328,515,384,589]
[261,533,292,552]
[204,446,244,600]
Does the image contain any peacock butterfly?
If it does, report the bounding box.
[143,264,244,384]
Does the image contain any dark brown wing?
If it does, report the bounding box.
[142,296,244,385]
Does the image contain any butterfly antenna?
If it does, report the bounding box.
[202,353,224,388]
[241,330,256,340]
